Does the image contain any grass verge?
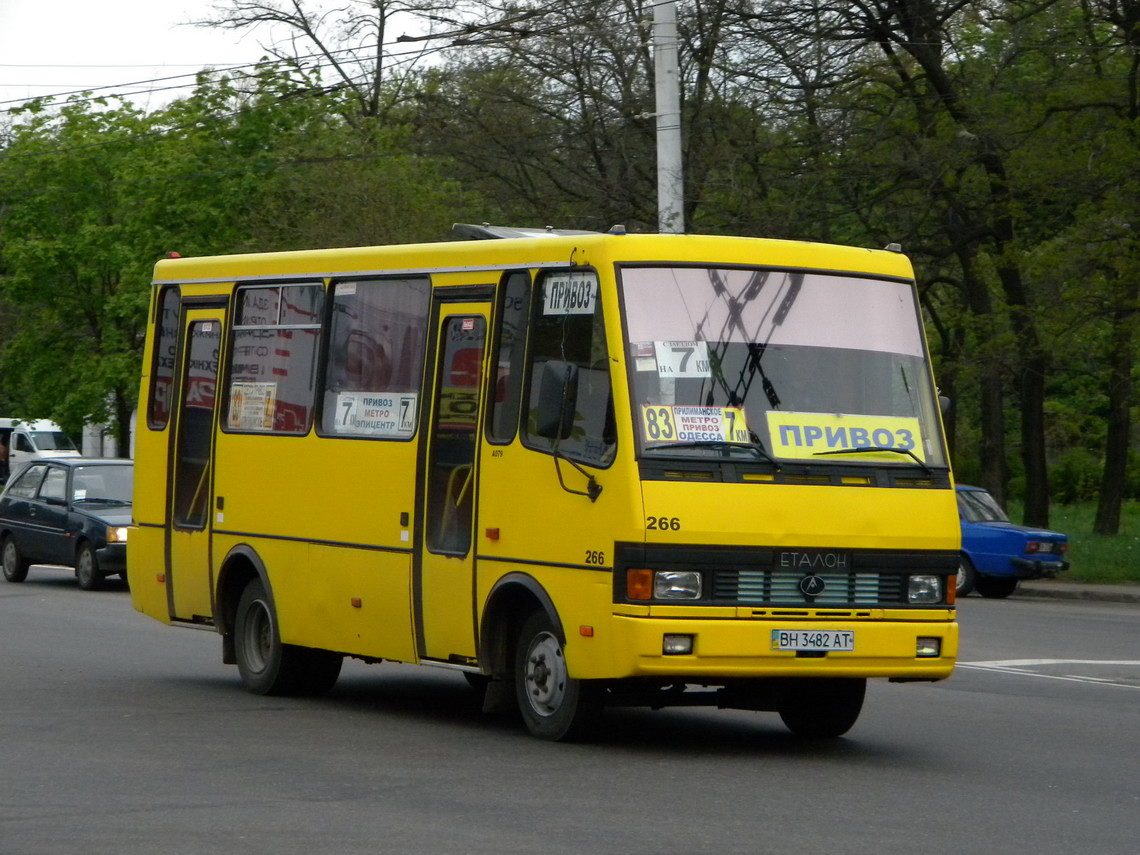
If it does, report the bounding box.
[1036,501,1140,585]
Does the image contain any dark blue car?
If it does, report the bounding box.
[956,484,1069,598]
[0,458,133,591]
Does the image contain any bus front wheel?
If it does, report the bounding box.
[234,578,343,697]
[777,678,866,738]
[514,610,602,741]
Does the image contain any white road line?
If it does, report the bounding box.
[958,660,1140,690]
[962,659,1140,668]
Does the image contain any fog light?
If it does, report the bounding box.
[654,570,702,600]
[663,634,694,655]
[908,574,942,604]
[916,637,941,658]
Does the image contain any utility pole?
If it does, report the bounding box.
[653,0,684,233]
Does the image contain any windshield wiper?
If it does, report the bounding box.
[74,497,131,506]
[651,439,781,469]
[813,446,932,475]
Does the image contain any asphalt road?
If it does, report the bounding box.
[2,569,1138,855]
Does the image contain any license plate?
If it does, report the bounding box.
[771,629,855,652]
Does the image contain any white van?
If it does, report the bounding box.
[0,419,80,476]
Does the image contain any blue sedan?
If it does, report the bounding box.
[956,484,1069,598]
[0,458,132,591]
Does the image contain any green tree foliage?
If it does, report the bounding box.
[0,65,470,450]
[0,0,1134,534]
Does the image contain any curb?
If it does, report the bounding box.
[1013,584,1140,605]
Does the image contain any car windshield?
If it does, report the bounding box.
[31,431,77,451]
[620,266,947,467]
[957,489,1009,523]
[72,465,133,504]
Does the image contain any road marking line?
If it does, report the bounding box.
[958,661,1140,691]
[962,659,1140,667]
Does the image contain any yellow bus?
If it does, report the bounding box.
[130,225,959,740]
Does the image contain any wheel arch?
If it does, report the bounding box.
[216,544,272,665]
[479,572,563,680]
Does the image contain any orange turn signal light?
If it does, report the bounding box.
[627,569,653,601]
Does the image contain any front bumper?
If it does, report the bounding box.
[587,614,958,681]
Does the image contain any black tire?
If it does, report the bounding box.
[976,575,1019,599]
[75,542,104,591]
[233,578,342,696]
[514,610,603,741]
[777,678,866,738]
[956,555,977,598]
[2,537,29,583]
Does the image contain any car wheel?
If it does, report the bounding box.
[233,578,342,696]
[514,610,603,741]
[2,537,30,583]
[777,678,866,738]
[75,542,104,591]
[956,556,977,597]
[976,575,1018,599]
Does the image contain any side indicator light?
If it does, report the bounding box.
[351,598,363,609]
[946,577,956,605]
[156,574,166,583]
[485,528,500,540]
[579,626,594,637]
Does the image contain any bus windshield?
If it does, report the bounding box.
[621,266,947,468]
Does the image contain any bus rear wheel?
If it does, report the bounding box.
[234,578,343,696]
[777,678,866,738]
[514,610,602,741]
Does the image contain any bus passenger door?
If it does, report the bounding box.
[417,302,489,663]
[167,309,224,622]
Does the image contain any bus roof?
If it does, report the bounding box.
[152,231,914,285]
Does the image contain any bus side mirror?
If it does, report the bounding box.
[535,360,578,440]
[939,395,952,415]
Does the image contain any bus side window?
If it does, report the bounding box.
[320,277,431,439]
[225,283,324,435]
[147,286,181,430]
[487,271,530,443]
[522,269,616,466]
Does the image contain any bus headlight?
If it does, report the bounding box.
[107,526,129,544]
[908,574,942,604]
[654,570,702,600]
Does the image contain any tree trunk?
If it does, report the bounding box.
[1094,270,1138,534]
[957,253,1008,503]
[113,388,133,459]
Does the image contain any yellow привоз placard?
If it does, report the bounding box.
[765,411,925,462]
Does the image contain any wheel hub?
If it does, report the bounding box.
[524,632,566,717]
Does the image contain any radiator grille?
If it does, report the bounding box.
[714,570,906,606]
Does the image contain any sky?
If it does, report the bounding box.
[0,0,286,112]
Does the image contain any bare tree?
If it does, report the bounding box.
[198,0,453,121]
